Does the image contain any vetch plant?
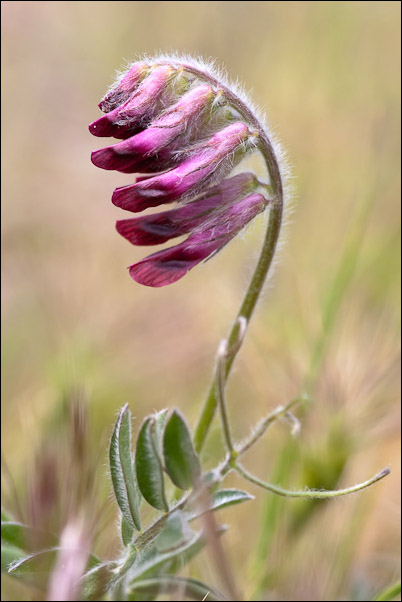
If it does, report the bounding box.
[2,55,391,601]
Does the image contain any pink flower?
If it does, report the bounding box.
[111,123,250,212]
[115,172,259,245]
[89,58,272,286]
[91,84,214,173]
[129,193,268,287]
[89,65,174,139]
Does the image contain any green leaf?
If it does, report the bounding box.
[1,543,26,572]
[121,515,134,547]
[154,512,189,553]
[153,409,168,457]
[1,521,26,549]
[374,581,401,601]
[80,561,116,601]
[130,530,202,582]
[128,576,225,601]
[1,521,57,551]
[109,404,141,531]
[163,410,201,490]
[7,547,58,575]
[135,417,168,512]
[128,523,227,584]
[186,489,254,521]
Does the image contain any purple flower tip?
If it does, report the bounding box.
[90,57,273,286]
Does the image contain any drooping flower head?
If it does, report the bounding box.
[89,56,281,287]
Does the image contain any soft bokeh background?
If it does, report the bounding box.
[2,1,400,600]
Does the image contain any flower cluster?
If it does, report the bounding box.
[89,58,272,287]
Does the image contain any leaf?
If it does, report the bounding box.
[121,515,134,547]
[1,521,26,549]
[128,523,227,584]
[154,511,190,553]
[1,520,56,551]
[128,576,226,601]
[135,417,168,512]
[80,561,116,601]
[163,410,201,490]
[1,543,26,572]
[153,409,168,457]
[374,581,402,602]
[186,489,254,521]
[7,547,58,575]
[7,548,100,576]
[129,529,203,583]
[109,404,141,531]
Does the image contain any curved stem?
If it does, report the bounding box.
[235,464,390,499]
[159,60,285,454]
[194,164,283,453]
[194,195,282,453]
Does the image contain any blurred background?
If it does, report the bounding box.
[1,1,400,600]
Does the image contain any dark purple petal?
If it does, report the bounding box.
[128,192,268,287]
[115,172,261,245]
[91,84,214,173]
[115,193,222,245]
[112,123,250,212]
[129,240,218,287]
[112,162,213,212]
[89,65,173,139]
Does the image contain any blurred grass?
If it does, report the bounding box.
[1,1,400,600]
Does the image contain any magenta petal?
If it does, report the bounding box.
[116,215,179,246]
[88,116,143,140]
[99,62,148,113]
[90,66,173,139]
[129,242,215,287]
[111,122,250,210]
[90,128,174,172]
[111,182,170,213]
[115,193,220,245]
[91,147,161,174]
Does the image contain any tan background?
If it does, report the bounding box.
[2,2,400,600]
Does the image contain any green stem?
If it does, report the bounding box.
[194,193,283,453]
[235,464,390,499]
[161,60,285,456]
[237,396,303,457]
[216,340,236,455]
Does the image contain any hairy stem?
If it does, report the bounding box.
[235,464,390,499]
[157,60,285,454]
[194,193,283,453]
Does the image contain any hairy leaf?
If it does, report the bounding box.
[128,575,226,601]
[110,404,141,531]
[136,417,168,512]
[163,410,201,490]
[186,488,254,521]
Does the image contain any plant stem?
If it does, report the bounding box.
[160,60,285,455]
[194,189,283,454]
[235,464,390,499]
[237,396,303,457]
[216,340,236,455]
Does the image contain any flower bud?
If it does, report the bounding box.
[89,65,173,139]
[115,172,259,245]
[89,57,276,286]
[98,61,149,113]
[111,122,251,212]
[91,84,215,173]
[129,193,269,287]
